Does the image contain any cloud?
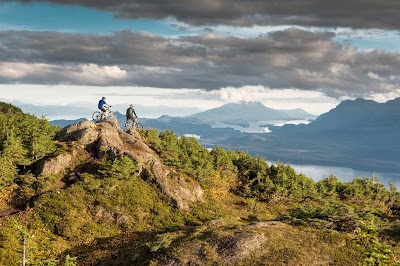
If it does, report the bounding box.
[0,62,127,85]
[204,86,266,103]
[9,0,400,29]
[0,29,400,99]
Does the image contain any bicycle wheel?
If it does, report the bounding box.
[124,120,133,131]
[92,111,102,122]
[107,111,115,120]
[135,122,144,129]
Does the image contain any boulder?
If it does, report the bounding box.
[215,232,266,263]
[57,120,98,145]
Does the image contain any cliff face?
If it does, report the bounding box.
[51,119,203,210]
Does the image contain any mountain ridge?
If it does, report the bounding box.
[190,101,315,123]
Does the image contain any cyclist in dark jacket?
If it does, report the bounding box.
[126,104,138,126]
[98,97,110,120]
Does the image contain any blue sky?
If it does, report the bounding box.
[0,0,399,114]
[0,2,182,35]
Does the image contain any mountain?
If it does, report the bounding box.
[311,98,400,128]
[0,103,399,265]
[189,101,315,124]
[108,104,202,118]
[15,103,94,117]
[262,98,400,172]
[50,118,88,128]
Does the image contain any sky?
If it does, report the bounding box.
[1,1,400,115]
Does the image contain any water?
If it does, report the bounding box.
[46,115,91,121]
[211,119,311,133]
[289,163,400,189]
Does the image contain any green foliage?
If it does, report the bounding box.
[2,130,29,165]
[317,175,393,211]
[64,255,77,266]
[316,175,341,198]
[143,130,216,186]
[0,102,60,192]
[282,202,359,232]
[233,151,316,203]
[141,129,162,153]
[0,103,59,166]
[0,101,23,114]
[0,156,18,187]
[358,218,396,265]
[37,258,59,266]
[98,155,138,180]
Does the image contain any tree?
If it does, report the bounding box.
[0,156,18,187]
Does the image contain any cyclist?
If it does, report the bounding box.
[125,104,138,128]
[98,97,110,120]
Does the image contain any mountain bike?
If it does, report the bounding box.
[92,106,115,122]
[124,118,143,131]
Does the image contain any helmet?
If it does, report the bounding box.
[102,97,106,100]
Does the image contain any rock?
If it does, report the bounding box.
[39,149,77,175]
[153,170,203,210]
[57,120,98,145]
[215,232,266,263]
[55,118,204,210]
[156,221,278,265]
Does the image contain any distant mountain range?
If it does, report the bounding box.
[143,98,400,173]
[47,98,400,173]
[111,104,201,117]
[311,98,400,128]
[13,102,201,119]
[261,98,400,172]
[190,102,314,125]
[51,118,88,128]
[16,103,94,117]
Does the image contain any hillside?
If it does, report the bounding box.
[0,102,399,265]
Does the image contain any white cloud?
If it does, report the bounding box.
[367,90,400,103]
[0,62,48,79]
[330,63,349,75]
[0,62,127,85]
[70,64,127,84]
[208,85,266,103]
[367,71,382,80]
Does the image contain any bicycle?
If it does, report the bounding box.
[124,118,143,131]
[92,106,115,122]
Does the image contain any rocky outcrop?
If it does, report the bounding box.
[215,232,266,263]
[56,118,203,210]
[39,149,78,175]
[56,120,99,145]
[155,221,284,265]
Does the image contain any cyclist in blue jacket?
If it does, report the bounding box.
[98,97,110,120]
